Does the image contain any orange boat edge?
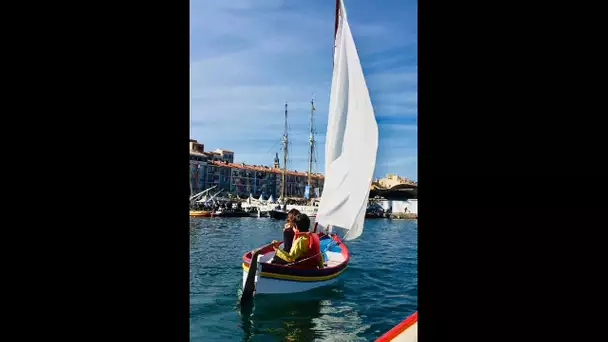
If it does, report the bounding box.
[190,210,211,217]
[376,311,417,342]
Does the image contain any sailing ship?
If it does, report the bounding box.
[241,0,378,296]
[266,101,294,219]
[267,97,321,219]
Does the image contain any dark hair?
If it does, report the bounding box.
[287,209,301,224]
[293,213,311,232]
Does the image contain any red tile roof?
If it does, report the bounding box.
[208,160,324,179]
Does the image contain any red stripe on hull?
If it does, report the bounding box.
[375,311,417,342]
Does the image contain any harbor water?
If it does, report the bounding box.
[190,217,417,341]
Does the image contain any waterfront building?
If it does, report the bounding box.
[210,160,324,199]
[214,149,234,163]
[190,139,324,199]
[373,173,417,189]
[189,140,207,194]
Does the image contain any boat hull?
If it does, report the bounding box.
[376,311,418,342]
[285,205,319,218]
[214,211,250,217]
[241,233,349,295]
[267,209,288,219]
[268,209,317,220]
[241,267,341,294]
[190,210,211,217]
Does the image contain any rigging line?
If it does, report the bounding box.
[265,137,283,155]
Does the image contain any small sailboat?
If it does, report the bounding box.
[190,186,217,217]
[241,0,378,299]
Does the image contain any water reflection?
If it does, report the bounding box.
[238,285,369,341]
[243,297,322,341]
[190,220,200,248]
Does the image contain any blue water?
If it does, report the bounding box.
[190,217,417,341]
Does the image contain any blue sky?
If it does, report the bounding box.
[190,0,417,181]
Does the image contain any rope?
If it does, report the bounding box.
[284,238,339,267]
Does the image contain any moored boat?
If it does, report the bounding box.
[375,311,418,342]
[213,210,250,218]
[286,204,318,218]
[267,203,319,220]
[190,210,211,217]
[267,209,288,219]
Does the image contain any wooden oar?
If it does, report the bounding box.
[240,242,274,304]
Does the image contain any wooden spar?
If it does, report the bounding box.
[332,0,340,65]
[334,0,340,42]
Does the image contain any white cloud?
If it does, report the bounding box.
[190,0,417,174]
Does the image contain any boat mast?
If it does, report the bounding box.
[280,102,288,200]
[333,0,340,59]
[307,97,315,189]
[190,165,193,197]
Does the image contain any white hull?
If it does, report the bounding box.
[390,322,417,341]
[241,269,340,295]
[244,203,319,216]
[286,204,319,218]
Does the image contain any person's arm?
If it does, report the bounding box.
[317,253,325,268]
[274,237,307,262]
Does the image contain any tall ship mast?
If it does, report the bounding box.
[280,102,288,201]
[307,97,316,198]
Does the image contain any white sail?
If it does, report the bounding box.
[189,185,217,201]
[196,194,211,203]
[316,0,378,241]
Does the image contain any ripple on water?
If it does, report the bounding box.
[190,217,417,341]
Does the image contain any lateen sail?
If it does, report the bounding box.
[316,0,379,240]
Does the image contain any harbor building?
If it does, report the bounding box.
[189,140,207,194]
[190,139,324,198]
[373,173,417,189]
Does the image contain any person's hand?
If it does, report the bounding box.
[271,240,280,248]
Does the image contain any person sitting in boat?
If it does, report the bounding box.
[282,209,301,252]
[271,214,324,269]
